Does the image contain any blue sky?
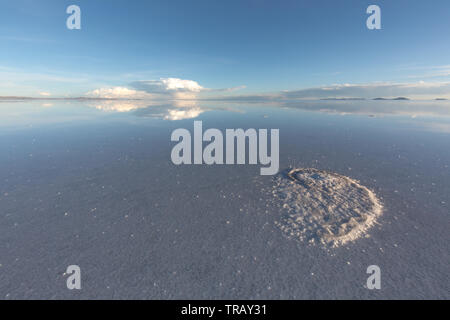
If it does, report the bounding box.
[1,0,450,99]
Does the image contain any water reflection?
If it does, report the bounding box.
[277,100,450,133]
[77,98,450,121]
[281,100,450,118]
[89,100,147,113]
[88,99,207,120]
[1,99,450,132]
[134,104,205,120]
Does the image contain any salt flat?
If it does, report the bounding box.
[0,100,449,299]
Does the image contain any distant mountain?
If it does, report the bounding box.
[435,98,448,101]
[373,97,410,101]
[393,97,410,100]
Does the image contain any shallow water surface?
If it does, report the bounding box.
[0,100,449,299]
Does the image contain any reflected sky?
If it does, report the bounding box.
[1,99,450,133]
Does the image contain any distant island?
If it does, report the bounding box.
[373,97,410,101]
[435,98,448,101]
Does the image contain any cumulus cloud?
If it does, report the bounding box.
[130,78,204,99]
[86,78,208,100]
[130,78,246,99]
[160,78,203,92]
[87,78,246,100]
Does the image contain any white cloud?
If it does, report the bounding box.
[130,78,204,96]
[160,78,204,92]
[39,91,51,96]
[85,77,247,101]
[87,78,207,100]
[130,78,246,99]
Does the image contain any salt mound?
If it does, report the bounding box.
[273,168,383,247]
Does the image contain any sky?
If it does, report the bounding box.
[1,0,450,99]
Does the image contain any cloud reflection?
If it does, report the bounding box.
[89,100,207,120]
